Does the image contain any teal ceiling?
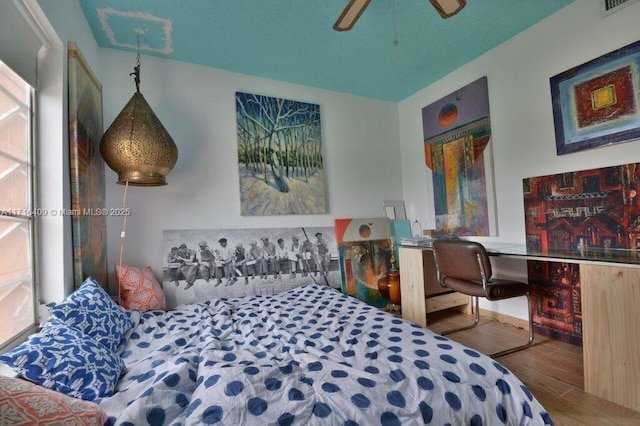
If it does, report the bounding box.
[77,0,574,101]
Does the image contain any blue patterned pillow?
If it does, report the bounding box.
[0,321,125,401]
[49,277,134,352]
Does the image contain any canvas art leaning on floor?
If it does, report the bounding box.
[162,227,339,307]
[335,217,395,308]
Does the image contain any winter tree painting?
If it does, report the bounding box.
[236,92,327,215]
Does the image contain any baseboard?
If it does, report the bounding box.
[478,308,530,330]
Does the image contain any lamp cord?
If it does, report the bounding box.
[117,179,130,305]
[117,36,139,305]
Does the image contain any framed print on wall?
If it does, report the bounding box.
[421,76,498,236]
[236,92,327,216]
[551,39,640,155]
[68,42,108,289]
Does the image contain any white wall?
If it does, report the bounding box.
[99,50,402,293]
[398,0,640,319]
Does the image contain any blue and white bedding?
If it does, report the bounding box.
[100,284,554,425]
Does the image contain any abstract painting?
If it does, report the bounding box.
[236,92,326,215]
[162,227,339,307]
[422,77,497,236]
[68,42,107,289]
[551,39,640,155]
[528,260,582,346]
[335,218,393,308]
[522,162,640,346]
[523,162,640,253]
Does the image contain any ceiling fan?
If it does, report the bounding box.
[333,0,467,31]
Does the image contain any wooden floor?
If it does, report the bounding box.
[426,310,640,426]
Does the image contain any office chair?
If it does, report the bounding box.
[431,239,534,357]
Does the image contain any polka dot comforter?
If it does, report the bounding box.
[100,285,554,425]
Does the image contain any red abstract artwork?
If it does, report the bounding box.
[551,39,640,155]
[574,66,635,128]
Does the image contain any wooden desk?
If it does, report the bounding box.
[578,263,640,412]
[484,244,640,412]
[400,243,640,412]
[398,246,471,328]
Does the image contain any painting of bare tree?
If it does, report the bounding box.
[236,92,327,215]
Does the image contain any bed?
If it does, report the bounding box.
[0,279,554,425]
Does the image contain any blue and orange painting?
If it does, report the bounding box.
[421,76,497,236]
[335,218,393,308]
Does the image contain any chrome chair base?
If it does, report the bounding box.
[439,294,534,358]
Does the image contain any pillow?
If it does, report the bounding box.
[0,375,107,425]
[48,277,134,352]
[0,321,125,401]
[115,263,166,311]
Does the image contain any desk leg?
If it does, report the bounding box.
[399,247,471,328]
[581,263,640,412]
[399,247,428,328]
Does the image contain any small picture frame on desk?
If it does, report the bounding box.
[382,200,406,220]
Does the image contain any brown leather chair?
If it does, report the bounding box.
[431,239,533,357]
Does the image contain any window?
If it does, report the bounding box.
[0,60,36,349]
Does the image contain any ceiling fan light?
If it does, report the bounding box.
[333,0,372,31]
[429,0,466,19]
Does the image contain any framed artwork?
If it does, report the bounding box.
[236,92,326,216]
[382,200,406,219]
[334,218,393,308]
[523,162,640,254]
[421,76,497,236]
[68,42,108,289]
[551,39,640,155]
[162,227,339,307]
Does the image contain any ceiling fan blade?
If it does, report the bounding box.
[333,0,372,31]
[429,0,467,19]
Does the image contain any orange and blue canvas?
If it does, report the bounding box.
[422,77,497,236]
[335,218,392,308]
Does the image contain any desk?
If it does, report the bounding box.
[483,242,640,267]
[400,243,639,411]
[484,243,640,412]
[398,246,472,328]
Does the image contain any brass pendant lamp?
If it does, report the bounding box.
[100,43,178,186]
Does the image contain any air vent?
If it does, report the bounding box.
[601,0,640,16]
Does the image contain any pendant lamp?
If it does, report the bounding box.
[100,48,178,186]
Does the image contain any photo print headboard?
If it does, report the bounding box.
[162,227,339,307]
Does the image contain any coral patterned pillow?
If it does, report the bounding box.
[115,264,166,311]
[0,376,107,425]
